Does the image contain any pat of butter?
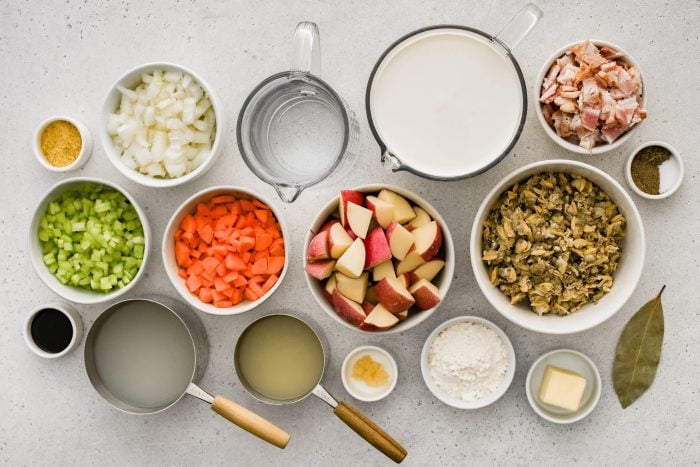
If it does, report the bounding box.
[539,365,587,412]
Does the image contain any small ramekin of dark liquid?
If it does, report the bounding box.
[23,303,83,358]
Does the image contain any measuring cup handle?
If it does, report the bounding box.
[495,3,543,51]
[333,401,407,463]
[290,21,321,76]
[211,395,291,449]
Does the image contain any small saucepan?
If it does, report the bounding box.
[84,297,290,448]
[234,314,407,463]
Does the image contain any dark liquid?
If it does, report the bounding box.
[31,308,73,353]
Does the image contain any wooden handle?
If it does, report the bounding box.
[211,395,290,449]
[333,401,407,463]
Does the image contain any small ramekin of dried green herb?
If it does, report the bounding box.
[33,116,93,172]
[626,141,683,200]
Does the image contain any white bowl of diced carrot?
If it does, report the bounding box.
[162,186,288,315]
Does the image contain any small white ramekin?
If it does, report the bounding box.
[625,141,684,200]
[341,345,398,402]
[23,302,83,358]
[33,116,92,172]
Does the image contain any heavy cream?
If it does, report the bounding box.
[370,29,523,178]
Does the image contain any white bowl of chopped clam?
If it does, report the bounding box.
[535,40,646,154]
[101,62,223,187]
[470,159,645,335]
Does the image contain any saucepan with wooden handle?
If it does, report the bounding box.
[84,297,290,448]
[234,313,408,463]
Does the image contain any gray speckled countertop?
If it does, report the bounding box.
[1,0,698,465]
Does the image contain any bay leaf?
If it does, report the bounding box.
[613,286,665,408]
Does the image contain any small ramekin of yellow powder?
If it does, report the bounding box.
[34,116,92,171]
[342,346,398,402]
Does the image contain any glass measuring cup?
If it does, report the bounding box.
[237,22,358,202]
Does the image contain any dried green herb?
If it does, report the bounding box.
[631,146,671,195]
[613,286,665,408]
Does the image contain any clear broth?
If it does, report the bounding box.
[92,301,195,409]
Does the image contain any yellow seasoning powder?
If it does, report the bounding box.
[352,354,389,387]
[40,120,82,167]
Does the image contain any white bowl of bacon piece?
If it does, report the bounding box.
[535,40,647,154]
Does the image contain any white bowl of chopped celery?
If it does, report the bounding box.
[101,62,223,188]
[29,177,150,304]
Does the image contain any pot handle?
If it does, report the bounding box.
[334,401,407,463]
[495,3,543,52]
[290,21,321,76]
[211,395,291,449]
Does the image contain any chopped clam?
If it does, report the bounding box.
[481,172,625,315]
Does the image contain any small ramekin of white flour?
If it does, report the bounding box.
[424,317,514,407]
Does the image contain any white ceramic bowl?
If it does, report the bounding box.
[525,349,602,424]
[29,177,151,304]
[534,40,645,155]
[625,141,684,200]
[470,159,645,334]
[420,316,516,409]
[33,116,93,172]
[101,62,224,188]
[341,345,398,402]
[304,184,455,334]
[162,186,289,316]
[23,302,83,358]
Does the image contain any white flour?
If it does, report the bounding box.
[428,321,508,402]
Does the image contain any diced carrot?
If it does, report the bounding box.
[262,274,278,293]
[214,277,229,292]
[225,254,246,271]
[251,258,268,276]
[240,199,255,212]
[267,256,285,274]
[252,199,269,209]
[269,243,284,257]
[201,256,219,274]
[186,274,202,293]
[181,215,196,234]
[175,241,190,266]
[187,261,204,276]
[254,210,269,223]
[248,281,264,298]
[190,249,201,259]
[174,230,183,241]
[233,276,247,288]
[255,233,273,251]
[240,236,255,251]
[244,287,259,301]
[212,290,226,302]
[248,275,264,284]
[196,204,210,216]
[198,287,213,303]
[223,271,239,283]
[211,195,236,204]
[182,231,194,243]
[199,224,213,244]
[178,268,188,279]
[215,263,227,277]
[214,300,233,308]
[211,205,229,218]
[201,269,215,282]
[230,288,243,305]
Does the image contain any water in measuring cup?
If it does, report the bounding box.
[248,78,346,184]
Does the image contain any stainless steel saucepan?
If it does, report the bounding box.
[84,297,290,448]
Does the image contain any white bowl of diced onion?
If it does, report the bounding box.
[101,62,223,188]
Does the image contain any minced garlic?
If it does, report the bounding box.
[352,354,389,387]
[40,120,81,167]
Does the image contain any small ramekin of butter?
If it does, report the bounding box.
[526,349,601,424]
[341,345,398,402]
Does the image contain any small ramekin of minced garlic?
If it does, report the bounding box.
[626,141,683,200]
[33,116,92,172]
[341,345,398,402]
